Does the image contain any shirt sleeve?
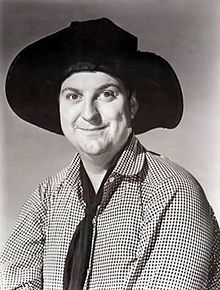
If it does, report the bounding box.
[126,174,220,290]
[0,182,47,290]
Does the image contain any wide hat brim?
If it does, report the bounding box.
[5,18,183,135]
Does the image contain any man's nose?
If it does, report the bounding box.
[81,98,101,124]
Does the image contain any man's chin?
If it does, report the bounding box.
[80,142,110,157]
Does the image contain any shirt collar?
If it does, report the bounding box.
[113,134,146,177]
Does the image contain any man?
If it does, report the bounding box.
[1,18,219,289]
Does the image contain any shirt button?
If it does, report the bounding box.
[108,176,115,183]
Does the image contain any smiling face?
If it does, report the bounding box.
[59,71,138,157]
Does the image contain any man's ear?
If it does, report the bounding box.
[130,91,139,119]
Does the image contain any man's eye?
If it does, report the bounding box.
[66,94,82,102]
[99,90,116,101]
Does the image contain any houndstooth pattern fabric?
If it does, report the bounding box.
[0,135,220,289]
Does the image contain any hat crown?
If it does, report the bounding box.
[68,18,138,56]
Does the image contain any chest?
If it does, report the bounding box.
[43,178,144,289]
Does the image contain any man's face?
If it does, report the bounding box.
[59,71,138,157]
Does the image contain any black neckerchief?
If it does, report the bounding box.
[63,133,133,290]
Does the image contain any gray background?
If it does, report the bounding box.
[0,0,220,249]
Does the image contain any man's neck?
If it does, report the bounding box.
[80,152,115,193]
[80,150,118,176]
[79,135,132,192]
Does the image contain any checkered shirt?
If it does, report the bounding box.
[1,135,220,289]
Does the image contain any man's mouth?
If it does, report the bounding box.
[77,126,107,131]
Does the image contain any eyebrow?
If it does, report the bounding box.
[60,87,83,95]
[60,83,121,95]
[96,83,121,91]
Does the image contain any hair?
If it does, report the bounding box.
[60,61,135,97]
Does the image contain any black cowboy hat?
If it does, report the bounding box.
[5,18,183,135]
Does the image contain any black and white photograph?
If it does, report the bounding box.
[0,1,220,289]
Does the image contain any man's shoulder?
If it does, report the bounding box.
[42,166,70,187]
[144,150,202,191]
[38,153,80,192]
[141,150,210,218]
